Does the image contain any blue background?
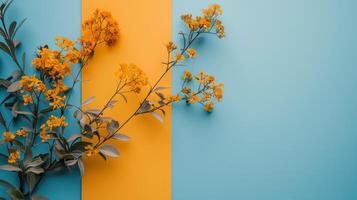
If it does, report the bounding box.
[172,0,357,200]
[0,0,81,199]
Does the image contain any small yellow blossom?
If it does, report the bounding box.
[183,70,193,81]
[204,102,214,112]
[182,87,191,95]
[22,94,33,105]
[81,9,119,48]
[188,95,200,104]
[15,129,27,137]
[213,83,224,101]
[7,150,20,164]
[167,94,181,102]
[45,115,68,131]
[186,48,197,58]
[2,131,15,142]
[166,41,177,52]
[55,37,75,50]
[115,64,148,93]
[85,145,99,157]
[20,76,46,93]
[174,52,185,62]
[39,128,50,142]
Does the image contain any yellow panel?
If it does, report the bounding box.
[82,1,171,199]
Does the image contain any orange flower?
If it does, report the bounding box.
[204,102,214,112]
[7,150,20,164]
[2,131,15,142]
[186,48,197,58]
[15,129,27,137]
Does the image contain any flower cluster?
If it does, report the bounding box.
[40,115,68,142]
[180,71,224,112]
[115,63,148,93]
[19,75,46,93]
[81,9,119,52]
[181,4,225,38]
[7,150,20,164]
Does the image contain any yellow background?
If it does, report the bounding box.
[82,0,171,199]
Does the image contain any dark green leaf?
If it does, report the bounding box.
[8,21,16,38]
[7,188,24,200]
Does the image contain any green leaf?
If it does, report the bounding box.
[13,18,26,39]
[111,133,130,141]
[11,101,18,118]
[6,81,20,92]
[14,111,34,117]
[7,188,24,200]
[0,42,11,55]
[77,158,84,177]
[0,165,22,172]
[0,78,11,88]
[0,179,15,189]
[106,120,119,135]
[82,96,95,106]
[8,21,16,39]
[25,167,44,175]
[151,112,164,123]
[67,134,82,143]
[69,141,92,152]
[99,144,119,157]
[0,112,6,129]
[138,100,150,113]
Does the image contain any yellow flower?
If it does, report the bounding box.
[188,95,200,104]
[20,76,46,93]
[181,14,199,31]
[2,131,15,142]
[183,70,193,81]
[213,83,224,101]
[167,94,181,102]
[32,46,72,80]
[182,87,191,95]
[39,128,50,142]
[65,50,81,64]
[174,52,185,62]
[45,115,68,131]
[7,150,20,164]
[204,102,214,112]
[55,37,75,50]
[22,94,33,105]
[202,4,223,17]
[166,41,177,52]
[15,129,27,137]
[85,145,99,157]
[186,48,197,58]
[81,9,119,47]
[115,64,148,93]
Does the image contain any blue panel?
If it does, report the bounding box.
[172,0,357,199]
[0,0,81,199]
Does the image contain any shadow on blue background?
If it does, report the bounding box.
[0,1,81,199]
[172,0,357,200]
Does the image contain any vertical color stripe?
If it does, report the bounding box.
[172,0,357,199]
[82,1,171,199]
[0,1,81,199]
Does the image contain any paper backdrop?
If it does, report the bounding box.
[0,0,357,200]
